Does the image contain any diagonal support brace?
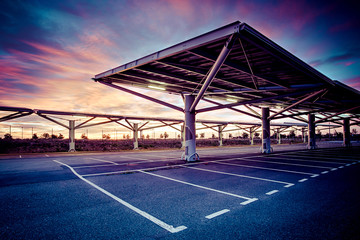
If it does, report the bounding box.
[97,81,183,112]
[189,34,238,113]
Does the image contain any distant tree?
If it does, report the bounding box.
[254,132,260,138]
[200,133,205,138]
[146,134,150,139]
[177,134,181,139]
[4,133,12,140]
[32,133,38,139]
[102,134,111,140]
[51,134,58,139]
[160,134,164,139]
[229,133,232,139]
[352,129,358,135]
[288,130,295,139]
[164,132,169,139]
[212,133,215,139]
[58,133,64,139]
[81,133,88,140]
[123,134,126,139]
[242,132,249,139]
[126,134,130,139]
[42,133,50,139]
[195,134,199,138]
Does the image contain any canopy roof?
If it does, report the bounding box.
[94,21,360,117]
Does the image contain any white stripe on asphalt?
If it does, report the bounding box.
[205,209,230,219]
[139,170,258,205]
[182,165,294,188]
[87,157,119,165]
[53,160,187,233]
[266,190,279,195]
[214,161,316,176]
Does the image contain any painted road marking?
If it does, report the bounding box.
[266,190,279,195]
[53,160,187,233]
[321,171,329,174]
[298,178,308,182]
[19,155,22,158]
[139,170,258,205]
[214,161,317,176]
[265,155,344,165]
[331,168,337,171]
[310,174,319,178]
[240,198,258,205]
[87,157,119,165]
[182,165,294,188]
[229,158,332,169]
[205,209,230,219]
[339,166,344,169]
[72,159,168,169]
[275,153,354,162]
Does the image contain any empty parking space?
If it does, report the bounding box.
[51,146,360,233]
[1,145,360,239]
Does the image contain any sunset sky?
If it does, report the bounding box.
[1,0,359,139]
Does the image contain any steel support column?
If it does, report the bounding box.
[308,114,316,149]
[69,120,75,152]
[261,107,271,153]
[133,123,139,150]
[218,125,223,146]
[343,118,351,147]
[183,95,198,162]
[277,128,281,144]
[301,128,306,143]
[181,124,185,149]
[250,127,255,145]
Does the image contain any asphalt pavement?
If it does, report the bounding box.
[0,142,359,239]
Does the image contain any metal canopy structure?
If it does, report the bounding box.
[94,21,360,160]
[94,21,360,116]
[2,105,337,152]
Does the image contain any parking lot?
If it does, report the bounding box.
[1,143,360,239]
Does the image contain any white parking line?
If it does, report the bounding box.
[321,171,329,174]
[139,170,258,205]
[298,178,308,182]
[275,153,354,162]
[226,158,332,169]
[214,161,316,176]
[182,165,294,188]
[205,209,230,219]
[87,157,119,165]
[265,155,344,165]
[72,158,173,169]
[53,160,187,233]
[266,190,279,195]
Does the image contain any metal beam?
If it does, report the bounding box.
[0,112,33,122]
[314,106,360,124]
[38,114,69,129]
[197,89,315,113]
[114,120,133,130]
[268,89,327,120]
[97,81,184,112]
[75,117,96,129]
[202,98,261,119]
[189,34,237,113]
